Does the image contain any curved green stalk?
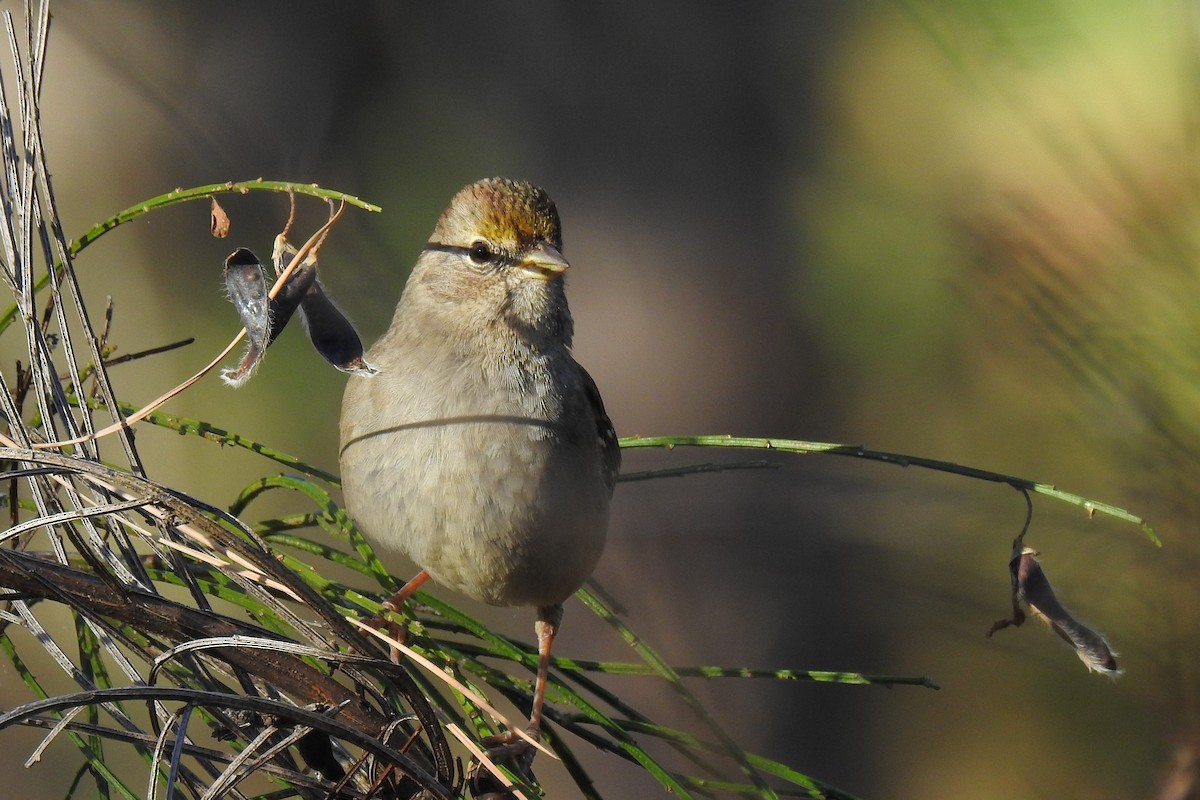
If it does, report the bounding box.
[0,179,380,335]
[619,434,1158,544]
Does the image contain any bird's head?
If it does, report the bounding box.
[411,177,574,346]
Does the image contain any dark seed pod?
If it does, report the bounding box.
[221,238,375,385]
[266,263,318,344]
[988,539,1120,676]
[221,248,271,387]
[223,248,269,339]
[299,280,377,375]
[1014,547,1119,676]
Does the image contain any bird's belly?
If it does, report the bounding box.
[341,417,608,607]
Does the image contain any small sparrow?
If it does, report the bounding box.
[339,177,620,758]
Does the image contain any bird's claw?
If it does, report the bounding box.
[466,728,540,795]
[481,728,538,763]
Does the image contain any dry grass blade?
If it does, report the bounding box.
[0,5,459,798]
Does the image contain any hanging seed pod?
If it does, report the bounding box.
[1013,546,1120,676]
[221,210,375,386]
[988,540,1120,676]
[266,262,317,344]
[220,247,271,387]
[298,280,377,375]
[269,232,376,375]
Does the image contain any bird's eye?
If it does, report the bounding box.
[468,241,493,265]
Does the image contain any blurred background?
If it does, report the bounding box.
[2,0,1198,797]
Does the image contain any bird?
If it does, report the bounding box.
[338,177,620,762]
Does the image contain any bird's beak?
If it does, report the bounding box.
[519,241,569,281]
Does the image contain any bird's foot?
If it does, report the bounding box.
[467,728,540,795]
[360,601,407,661]
[481,727,539,763]
[362,571,431,659]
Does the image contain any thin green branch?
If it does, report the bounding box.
[0,180,380,336]
[449,643,938,689]
[564,715,859,800]
[121,405,346,482]
[619,435,1158,544]
[69,180,380,255]
[578,586,780,799]
[617,460,780,482]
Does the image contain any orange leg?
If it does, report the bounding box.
[483,602,562,763]
[369,570,430,655]
[526,603,562,741]
[383,569,430,612]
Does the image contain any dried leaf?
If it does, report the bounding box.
[210,196,231,238]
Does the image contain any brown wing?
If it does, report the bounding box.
[579,365,620,494]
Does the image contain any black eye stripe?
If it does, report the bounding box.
[425,241,516,269]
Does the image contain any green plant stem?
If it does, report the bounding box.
[619,434,1157,544]
[0,180,380,336]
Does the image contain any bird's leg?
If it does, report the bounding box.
[383,569,431,613]
[526,603,561,741]
[365,569,430,654]
[482,603,563,762]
